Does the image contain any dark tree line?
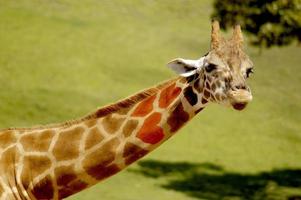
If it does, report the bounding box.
[212,0,301,48]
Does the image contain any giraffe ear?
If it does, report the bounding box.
[167,58,204,77]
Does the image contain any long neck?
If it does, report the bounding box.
[0,76,208,199]
[59,76,208,198]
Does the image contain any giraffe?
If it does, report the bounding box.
[0,21,254,200]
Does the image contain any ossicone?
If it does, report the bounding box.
[232,23,244,47]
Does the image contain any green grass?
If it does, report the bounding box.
[0,0,301,199]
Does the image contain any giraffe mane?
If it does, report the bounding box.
[86,77,180,118]
[1,77,180,131]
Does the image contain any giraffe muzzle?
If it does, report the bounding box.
[228,89,253,111]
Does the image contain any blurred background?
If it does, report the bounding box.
[0,0,300,199]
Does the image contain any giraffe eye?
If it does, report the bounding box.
[246,68,254,78]
[205,64,217,73]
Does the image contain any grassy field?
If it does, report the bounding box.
[0,0,301,199]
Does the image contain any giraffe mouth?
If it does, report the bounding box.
[232,102,247,110]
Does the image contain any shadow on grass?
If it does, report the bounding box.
[129,160,301,200]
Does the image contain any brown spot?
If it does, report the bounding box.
[131,95,156,117]
[205,81,211,90]
[55,165,88,198]
[83,138,120,180]
[159,83,182,108]
[201,98,208,104]
[32,175,54,199]
[85,127,104,150]
[167,103,190,133]
[194,79,203,93]
[102,114,125,134]
[85,119,98,128]
[211,83,217,91]
[20,130,54,152]
[123,142,149,165]
[58,179,88,199]
[52,127,84,161]
[0,130,16,149]
[122,119,139,138]
[184,86,198,106]
[137,112,164,144]
[204,89,211,99]
[216,80,221,88]
[21,155,51,190]
[93,164,120,181]
[55,165,77,186]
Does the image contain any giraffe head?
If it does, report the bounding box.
[168,21,254,110]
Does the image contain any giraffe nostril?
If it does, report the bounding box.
[234,85,240,90]
[234,85,247,90]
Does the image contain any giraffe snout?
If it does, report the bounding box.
[228,89,252,111]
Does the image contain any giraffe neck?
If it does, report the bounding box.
[0,76,209,199]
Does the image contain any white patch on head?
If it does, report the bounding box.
[167,57,205,77]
